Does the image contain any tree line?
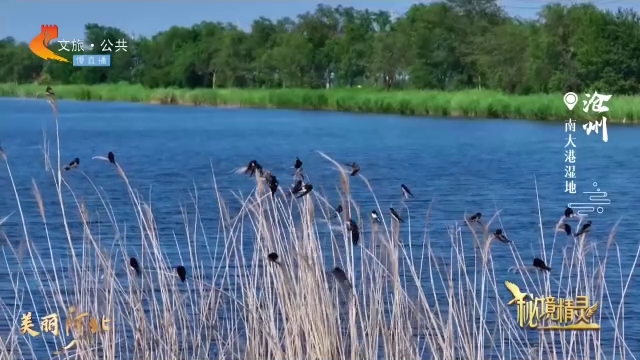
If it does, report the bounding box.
[1,0,640,95]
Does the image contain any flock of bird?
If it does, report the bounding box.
[44,86,190,283]
[46,85,594,286]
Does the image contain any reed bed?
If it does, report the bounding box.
[0,96,635,360]
[1,83,640,122]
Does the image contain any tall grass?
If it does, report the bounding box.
[1,82,640,122]
[0,95,636,360]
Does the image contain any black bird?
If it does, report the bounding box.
[370,210,381,223]
[533,258,551,272]
[108,151,115,164]
[468,212,482,223]
[345,162,360,176]
[574,221,592,237]
[296,184,313,198]
[267,252,280,264]
[45,86,55,96]
[290,179,303,195]
[244,160,258,177]
[348,219,360,245]
[335,204,343,214]
[294,157,303,170]
[493,229,511,243]
[332,267,351,288]
[559,223,572,236]
[390,208,404,223]
[129,257,140,276]
[175,265,187,282]
[243,160,263,177]
[401,184,413,199]
[268,173,278,197]
[64,157,79,171]
[564,207,574,218]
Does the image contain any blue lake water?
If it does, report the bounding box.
[0,97,638,359]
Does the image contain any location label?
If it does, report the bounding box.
[564,92,578,111]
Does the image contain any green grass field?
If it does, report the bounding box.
[1,83,639,122]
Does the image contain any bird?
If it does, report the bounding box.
[175,265,187,282]
[267,252,280,264]
[129,257,140,276]
[294,157,303,170]
[468,212,482,223]
[345,162,360,176]
[45,86,55,97]
[559,223,572,236]
[290,179,303,195]
[108,151,116,164]
[371,210,381,223]
[575,221,592,237]
[335,204,343,214]
[242,160,263,177]
[64,157,80,171]
[332,267,352,288]
[533,258,551,272]
[390,208,404,223]
[348,219,360,246]
[493,229,511,243]
[267,173,278,197]
[296,184,313,198]
[564,207,574,218]
[401,184,413,199]
[504,281,530,305]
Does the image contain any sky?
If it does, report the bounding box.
[1,0,638,42]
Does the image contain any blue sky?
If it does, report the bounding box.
[1,0,637,42]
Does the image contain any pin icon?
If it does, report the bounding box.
[563,92,578,111]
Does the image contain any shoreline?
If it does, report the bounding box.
[1,83,638,123]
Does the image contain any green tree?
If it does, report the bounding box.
[1,1,638,95]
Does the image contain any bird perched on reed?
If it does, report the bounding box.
[344,162,360,176]
[129,257,140,276]
[575,221,592,237]
[175,265,187,282]
[390,208,404,223]
[332,267,352,290]
[564,207,574,218]
[559,223,572,236]
[468,212,482,224]
[238,160,263,177]
[267,252,280,265]
[492,229,511,243]
[533,258,551,272]
[401,184,413,199]
[108,151,116,164]
[348,219,360,245]
[64,158,80,170]
[290,179,303,196]
[264,172,278,196]
[370,210,381,223]
[297,184,313,198]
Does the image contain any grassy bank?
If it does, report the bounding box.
[1,83,639,122]
[0,95,633,359]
